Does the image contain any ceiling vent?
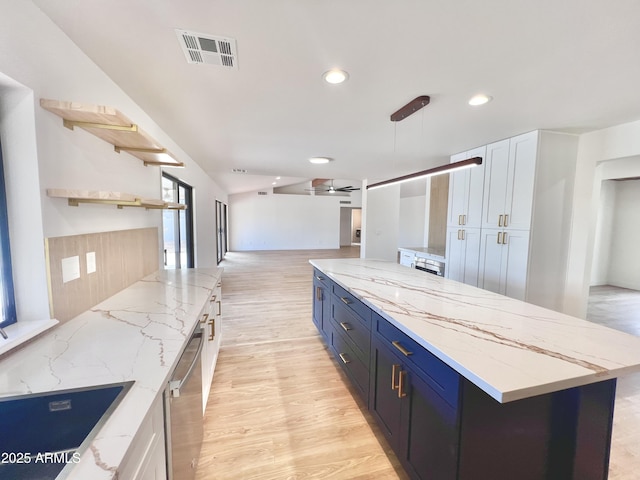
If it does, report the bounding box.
[257,191,268,196]
[175,29,238,69]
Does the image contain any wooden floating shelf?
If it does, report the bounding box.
[40,99,184,168]
[47,189,187,210]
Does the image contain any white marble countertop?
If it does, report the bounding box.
[398,246,446,261]
[310,258,640,403]
[0,267,222,480]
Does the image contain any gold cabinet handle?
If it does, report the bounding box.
[217,300,222,316]
[200,313,209,324]
[497,232,503,244]
[210,294,217,303]
[498,214,504,227]
[316,286,322,301]
[398,370,407,398]
[461,229,465,241]
[502,232,508,245]
[457,229,461,240]
[217,281,222,287]
[339,322,352,332]
[391,364,400,390]
[392,340,413,357]
[463,214,467,225]
[340,297,352,305]
[315,275,325,281]
[504,214,509,227]
[339,353,350,364]
[208,318,215,341]
[458,214,462,225]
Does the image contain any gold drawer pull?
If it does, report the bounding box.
[391,364,400,390]
[217,300,222,316]
[458,214,462,225]
[210,294,217,303]
[316,286,322,301]
[392,340,413,357]
[398,370,407,398]
[497,232,503,244]
[502,232,508,245]
[340,297,352,305]
[340,322,352,332]
[498,214,504,227]
[504,214,509,227]
[208,318,215,341]
[200,313,209,324]
[339,353,350,364]
[315,275,325,281]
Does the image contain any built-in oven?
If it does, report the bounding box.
[414,256,445,276]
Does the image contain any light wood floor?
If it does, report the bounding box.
[195,251,640,479]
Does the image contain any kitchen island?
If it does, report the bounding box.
[0,267,222,480]
[310,258,640,480]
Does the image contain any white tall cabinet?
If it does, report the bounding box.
[446,130,579,311]
[446,146,486,286]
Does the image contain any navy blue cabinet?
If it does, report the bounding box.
[310,270,616,480]
[370,328,458,480]
[312,269,332,340]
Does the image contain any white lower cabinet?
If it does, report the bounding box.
[478,229,530,300]
[201,280,222,413]
[118,394,167,480]
[445,227,481,286]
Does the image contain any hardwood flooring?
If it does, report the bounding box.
[196,248,406,480]
[196,251,640,479]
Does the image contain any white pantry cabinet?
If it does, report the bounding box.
[482,132,537,231]
[445,227,482,286]
[201,279,222,414]
[447,146,486,229]
[478,228,530,300]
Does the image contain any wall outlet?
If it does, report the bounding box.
[86,252,96,274]
[61,256,80,283]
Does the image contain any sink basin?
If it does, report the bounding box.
[0,381,133,479]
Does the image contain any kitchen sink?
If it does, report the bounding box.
[0,381,134,479]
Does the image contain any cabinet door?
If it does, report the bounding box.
[445,227,481,287]
[479,229,530,300]
[501,230,530,301]
[447,152,471,227]
[505,131,537,230]
[482,139,510,229]
[478,229,505,295]
[369,335,405,451]
[465,146,486,228]
[401,369,458,480]
[313,276,331,338]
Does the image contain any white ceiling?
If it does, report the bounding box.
[33,0,640,194]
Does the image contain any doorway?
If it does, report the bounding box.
[339,207,362,246]
[162,173,194,269]
[216,200,228,264]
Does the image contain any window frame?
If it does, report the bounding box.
[0,139,17,328]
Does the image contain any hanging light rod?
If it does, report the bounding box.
[390,95,431,122]
[367,157,483,190]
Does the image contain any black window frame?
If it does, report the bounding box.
[0,139,17,328]
[161,172,194,269]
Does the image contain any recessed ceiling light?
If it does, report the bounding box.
[309,157,333,164]
[468,94,492,106]
[323,69,349,84]
[276,176,281,180]
[272,181,277,185]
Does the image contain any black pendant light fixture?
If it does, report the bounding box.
[368,96,483,190]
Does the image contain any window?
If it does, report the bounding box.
[0,139,17,328]
[162,173,194,268]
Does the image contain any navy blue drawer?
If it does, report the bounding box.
[374,313,460,408]
[332,283,372,325]
[313,268,330,287]
[332,299,370,364]
[330,326,369,403]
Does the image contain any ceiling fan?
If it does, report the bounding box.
[306,179,360,193]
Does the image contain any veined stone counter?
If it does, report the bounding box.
[310,258,640,403]
[0,268,222,480]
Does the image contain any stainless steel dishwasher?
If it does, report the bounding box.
[165,328,204,480]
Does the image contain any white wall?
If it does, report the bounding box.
[229,191,344,250]
[0,0,227,323]
[398,195,426,247]
[363,184,400,261]
[591,180,615,286]
[564,119,640,317]
[607,180,640,290]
